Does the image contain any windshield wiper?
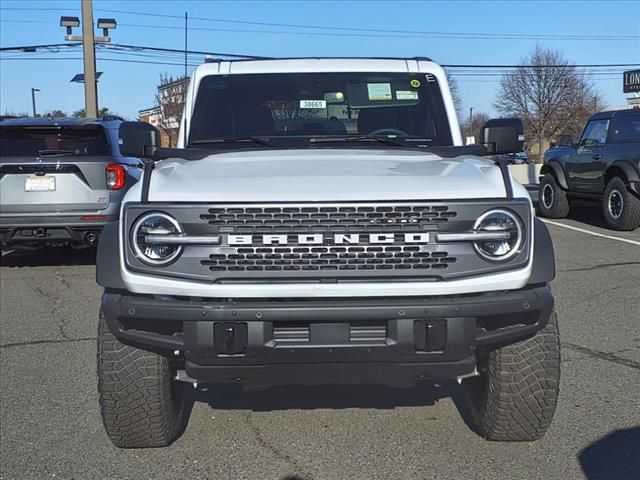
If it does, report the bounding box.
[189,137,272,147]
[37,149,77,156]
[309,135,407,147]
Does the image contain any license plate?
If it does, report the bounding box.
[25,175,56,192]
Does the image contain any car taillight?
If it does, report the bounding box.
[106,164,126,190]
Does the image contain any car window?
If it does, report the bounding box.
[608,114,640,143]
[0,125,110,156]
[580,119,609,147]
[188,72,453,147]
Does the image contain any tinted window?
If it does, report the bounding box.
[608,114,640,143]
[0,125,110,156]
[189,72,453,147]
[580,119,609,146]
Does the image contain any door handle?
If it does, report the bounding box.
[592,154,602,160]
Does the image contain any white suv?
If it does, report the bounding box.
[96,57,560,448]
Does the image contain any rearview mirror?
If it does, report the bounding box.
[118,121,160,158]
[559,135,573,147]
[480,118,524,155]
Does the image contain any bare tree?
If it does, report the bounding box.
[156,74,189,147]
[445,71,463,116]
[494,46,604,162]
[460,111,490,143]
[43,110,67,118]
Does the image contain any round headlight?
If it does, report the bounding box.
[473,209,523,261]
[131,212,183,266]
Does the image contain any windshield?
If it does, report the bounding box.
[188,72,453,147]
[0,125,110,157]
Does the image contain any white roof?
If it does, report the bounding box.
[194,58,444,76]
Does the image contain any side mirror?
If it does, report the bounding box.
[480,118,525,155]
[559,135,573,147]
[118,121,160,158]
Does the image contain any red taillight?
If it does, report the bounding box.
[106,164,126,190]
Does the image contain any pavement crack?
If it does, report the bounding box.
[559,261,640,273]
[34,285,70,340]
[0,337,97,349]
[244,412,311,479]
[564,342,640,370]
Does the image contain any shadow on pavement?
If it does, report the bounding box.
[566,204,610,229]
[579,427,640,480]
[0,247,96,268]
[194,380,464,412]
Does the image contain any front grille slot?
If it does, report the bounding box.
[349,324,387,343]
[273,324,310,343]
[201,246,456,272]
[201,205,457,233]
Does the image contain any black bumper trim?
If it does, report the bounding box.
[101,286,553,385]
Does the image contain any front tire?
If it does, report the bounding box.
[602,177,640,231]
[538,173,570,218]
[464,309,561,441]
[97,309,187,448]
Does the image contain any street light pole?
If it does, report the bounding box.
[61,5,115,118]
[81,0,98,118]
[31,88,40,117]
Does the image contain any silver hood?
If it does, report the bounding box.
[138,149,517,203]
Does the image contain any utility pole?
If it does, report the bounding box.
[469,107,473,128]
[31,88,40,117]
[81,0,98,117]
[61,5,115,118]
[184,12,188,78]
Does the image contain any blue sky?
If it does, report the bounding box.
[1,0,639,119]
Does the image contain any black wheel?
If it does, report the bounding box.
[602,177,640,231]
[537,173,570,218]
[97,309,187,448]
[464,309,561,441]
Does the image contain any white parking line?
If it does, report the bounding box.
[541,219,640,247]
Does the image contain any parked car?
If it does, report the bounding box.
[0,116,144,249]
[539,109,640,230]
[498,151,529,164]
[96,57,559,448]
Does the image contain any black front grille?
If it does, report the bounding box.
[201,246,456,272]
[200,205,457,233]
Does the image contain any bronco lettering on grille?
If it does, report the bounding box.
[227,233,431,246]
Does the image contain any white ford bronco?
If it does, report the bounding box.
[96,57,560,448]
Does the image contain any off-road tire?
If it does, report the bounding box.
[463,309,561,441]
[602,177,640,231]
[538,173,570,218]
[97,309,186,448]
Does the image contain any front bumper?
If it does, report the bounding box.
[0,214,118,245]
[102,286,554,387]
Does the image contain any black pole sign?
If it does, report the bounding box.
[623,70,640,93]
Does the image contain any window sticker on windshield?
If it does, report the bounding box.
[367,83,392,101]
[299,100,327,109]
[396,90,419,100]
[410,79,421,88]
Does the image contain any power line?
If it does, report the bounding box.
[91,8,640,41]
[2,5,638,40]
[2,43,639,69]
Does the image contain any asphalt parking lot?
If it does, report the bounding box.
[1,208,639,480]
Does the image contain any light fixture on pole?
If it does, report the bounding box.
[96,18,116,42]
[59,1,116,118]
[60,16,80,40]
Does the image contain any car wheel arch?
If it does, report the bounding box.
[605,161,640,186]
[541,161,568,190]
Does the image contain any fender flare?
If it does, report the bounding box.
[528,218,556,285]
[96,221,126,290]
[540,162,568,190]
[605,161,640,184]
